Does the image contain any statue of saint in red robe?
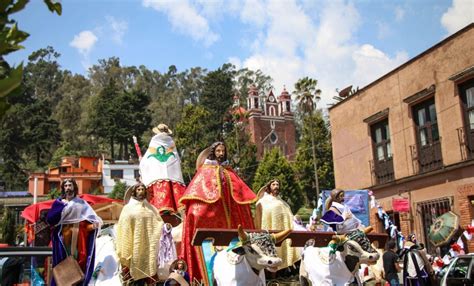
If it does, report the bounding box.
[179,142,257,283]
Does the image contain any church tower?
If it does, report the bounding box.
[247,85,296,160]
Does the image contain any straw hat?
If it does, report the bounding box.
[195,147,211,170]
[152,123,172,135]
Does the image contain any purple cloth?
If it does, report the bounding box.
[159,224,177,268]
[47,199,97,286]
[320,210,344,231]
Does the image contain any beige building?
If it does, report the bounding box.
[329,23,474,253]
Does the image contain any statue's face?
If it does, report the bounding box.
[215,144,226,163]
[270,181,280,196]
[135,185,147,201]
[336,191,345,203]
[177,261,185,270]
[63,181,76,201]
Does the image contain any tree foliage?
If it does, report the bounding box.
[293,76,322,115]
[108,180,128,200]
[0,207,16,244]
[0,0,61,119]
[174,104,212,183]
[252,148,303,213]
[293,111,334,206]
[223,120,258,186]
[200,63,235,140]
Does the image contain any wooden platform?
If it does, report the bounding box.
[192,228,388,248]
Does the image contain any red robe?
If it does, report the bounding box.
[179,163,257,283]
[148,180,186,213]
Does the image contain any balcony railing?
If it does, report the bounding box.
[410,139,443,174]
[457,126,474,161]
[369,158,395,185]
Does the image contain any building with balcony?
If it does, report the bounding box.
[28,156,102,196]
[329,23,474,253]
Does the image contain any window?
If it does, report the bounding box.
[413,98,439,146]
[447,257,471,278]
[134,169,140,180]
[111,169,123,179]
[411,98,443,172]
[370,119,394,184]
[460,79,474,156]
[417,197,451,254]
[268,106,276,117]
[371,119,392,161]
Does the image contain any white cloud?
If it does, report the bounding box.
[236,0,409,109]
[70,30,98,56]
[441,0,474,34]
[106,16,128,44]
[142,0,219,46]
[228,57,242,69]
[70,30,98,70]
[394,6,405,22]
[240,0,267,27]
[352,45,408,86]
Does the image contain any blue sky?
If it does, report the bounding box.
[6,0,474,106]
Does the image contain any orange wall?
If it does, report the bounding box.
[329,25,474,189]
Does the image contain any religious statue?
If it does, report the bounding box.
[179,142,257,282]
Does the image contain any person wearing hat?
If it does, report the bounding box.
[139,123,186,214]
[320,188,363,234]
[115,183,164,285]
[178,142,257,283]
[254,179,301,272]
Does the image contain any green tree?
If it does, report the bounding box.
[252,148,303,213]
[87,79,120,158]
[174,104,212,183]
[294,111,334,207]
[0,0,61,118]
[294,77,321,115]
[223,115,258,186]
[54,73,92,152]
[200,64,235,140]
[48,187,61,199]
[108,180,128,200]
[49,141,76,168]
[0,105,29,189]
[22,99,61,167]
[0,207,16,244]
[23,46,64,108]
[234,67,273,102]
[293,77,323,204]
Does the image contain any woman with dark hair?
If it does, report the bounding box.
[46,178,102,286]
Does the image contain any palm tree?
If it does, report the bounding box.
[294,77,322,115]
[293,77,322,206]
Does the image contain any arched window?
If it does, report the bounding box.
[269,106,276,117]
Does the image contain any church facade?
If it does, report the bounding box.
[245,85,296,161]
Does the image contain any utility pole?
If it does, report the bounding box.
[310,122,320,205]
